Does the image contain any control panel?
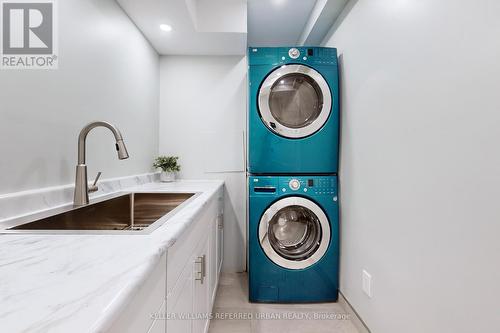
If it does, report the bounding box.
[279,177,336,195]
[248,47,338,66]
[250,176,337,198]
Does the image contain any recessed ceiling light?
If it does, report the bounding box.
[160,24,172,32]
[271,0,286,6]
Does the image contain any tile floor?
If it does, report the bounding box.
[209,273,360,333]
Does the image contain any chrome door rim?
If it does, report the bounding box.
[258,64,332,139]
[258,196,331,270]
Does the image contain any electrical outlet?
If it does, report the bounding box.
[362,270,372,298]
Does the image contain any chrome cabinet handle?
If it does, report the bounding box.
[88,172,102,193]
[195,255,206,284]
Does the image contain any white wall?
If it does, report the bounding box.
[0,0,159,195]
[159,56,247,272]
[324,0,500,332]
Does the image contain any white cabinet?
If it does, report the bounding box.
[166,190,224,333]
[106,188,223,333]
[216,214,224,281]
[209,213,224,304]
[167,259,194,333]
[217,193,224,276]
[166,232,212,333]
[193,235,210,333]
[209,216,218,304]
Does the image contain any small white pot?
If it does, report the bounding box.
[160,171,176,182]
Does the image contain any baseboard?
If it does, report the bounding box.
[338,292,371,333]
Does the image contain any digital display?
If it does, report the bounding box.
[254,187,276,193]
[308,179,314,187]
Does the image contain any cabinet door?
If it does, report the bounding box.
[216,213,224,275]
[148,302,166,333]
[193,234,210,333]
[209,216,218,305]
[166,263,193,333]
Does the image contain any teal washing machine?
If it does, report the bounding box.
[248,47,340,174]
[248,175,339,303]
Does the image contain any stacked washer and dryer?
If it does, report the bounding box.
[247,47,340,303]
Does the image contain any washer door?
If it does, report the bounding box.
[259,197,331,270]
[258,64,332,139]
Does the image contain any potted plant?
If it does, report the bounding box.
[153,156,181,182]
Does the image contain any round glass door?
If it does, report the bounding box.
[269,74,323,129]
[259,197,331,270]
[258,65,332,139]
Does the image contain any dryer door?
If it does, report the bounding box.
[259,197,331,270]
[258,64,332,139]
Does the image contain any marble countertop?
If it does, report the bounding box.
[0,179,224,333]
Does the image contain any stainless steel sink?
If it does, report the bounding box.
[3,192,198,234]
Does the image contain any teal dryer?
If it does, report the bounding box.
[248,47,340,174]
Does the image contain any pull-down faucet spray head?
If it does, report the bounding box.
[116,139,129,160]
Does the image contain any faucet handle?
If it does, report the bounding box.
[88,172,102,193]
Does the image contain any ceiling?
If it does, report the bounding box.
[247,0,351,47]
[117,0,247,55]
[116,0,349,55]
[247,0,317,47]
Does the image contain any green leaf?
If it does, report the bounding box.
[153,156,181,172]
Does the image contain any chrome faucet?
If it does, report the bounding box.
[73,121,129,206]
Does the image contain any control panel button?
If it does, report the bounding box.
[288,48,300,59]
[289,179,301,191]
